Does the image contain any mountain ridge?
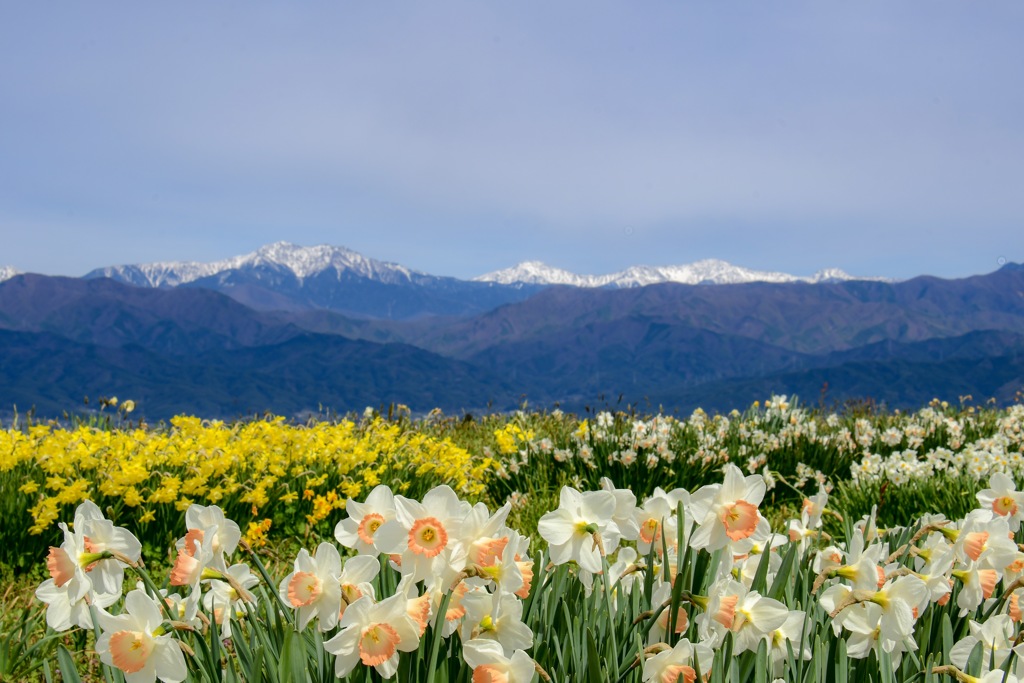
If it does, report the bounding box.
[474,258,887,287]
[85,241,893,291]
[85,241,434,287]
[85,242,546,320]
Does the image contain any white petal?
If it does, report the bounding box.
[152,638,188,683]
[315,542,342,577]
[949,636,978,669]
[124,590,163,632]
[463,638,506,668]
[537,510,576,546]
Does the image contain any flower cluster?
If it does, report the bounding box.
[36,500,257,683]
[816,471,1024,676]
[26,443,1024,683]
[2,415,494,553]
[285,483,536,679]
[540,464,802,678]
[490,398,1024,514]
[850,405,1024,485]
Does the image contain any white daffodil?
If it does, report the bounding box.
[423,564,472,637]
[322,594,420,679]
[505,530,535,601]
[73,500,142,593]
[977,472,1024,531]
[95,589,187,683]
[913,544,955,606]
[169,525,217,588]
[335,485,397,555]
[950,615,1017,676]
[953,513,1018,569]
[537,486,620,573]
[843,602,915,671]
[456,501,513,579]
[697,578,789,653]
[160,589,202,631]
[465,531,524,597]
[462,638,537,683]
[279,542,343,631]
[689,463,765,552]
[830,529,887,592]
[952,560,1001,616]
[819,584,856,636]
[812,546,845,575]
[373,485,470,582]
[642,638,713,683]
[801,486,829,530]
[34,575,93,632]
[765,610,811,676]
[732,545,783,589]
[203,562,258,639]
[586,547,644,610]
[177,504,240,560]
[647,580,689,646]
[866,575,928,649]
[460,587,534,656]
[338,554,380,617]
[634,495,676,558]
[46,501,141,609]
[394,575,432,636]
[599,477,640,546]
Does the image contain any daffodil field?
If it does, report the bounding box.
[4,397,1024,682]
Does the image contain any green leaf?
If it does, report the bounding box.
[586,628,604,683]
[941,613,954,665]
[966,639,985,677]
[754,637,769,683]
[278,628,307,683]
[56,644,82,683]
[835,636,848,683]
[769,542,798,602]
[749,546,772,595]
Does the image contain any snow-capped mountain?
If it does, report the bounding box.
[81,242,893,319]
[0,266,20,282]
[475,259,881,287]
[85,242,432,288]
[85,242,544,319]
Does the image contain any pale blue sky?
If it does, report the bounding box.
[1,2,1022,280]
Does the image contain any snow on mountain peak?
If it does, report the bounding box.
[90,242,428,287]
[0,266,21,282]
[242,242,420,280]
[86,242,889,291]
[473,261,594,287]
[475,259,881,288]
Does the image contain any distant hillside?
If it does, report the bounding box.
[0,329,518,420]
[0,274,303,353]
[414,266,1024,358]
[1,263,1022,419]
[641,349,1024,416]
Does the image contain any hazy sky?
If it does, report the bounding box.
[1,2,1022,280]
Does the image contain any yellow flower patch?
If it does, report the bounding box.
[4,414,495,537]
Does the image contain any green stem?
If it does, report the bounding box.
[601,554,621,675]
[424,589,453,683]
